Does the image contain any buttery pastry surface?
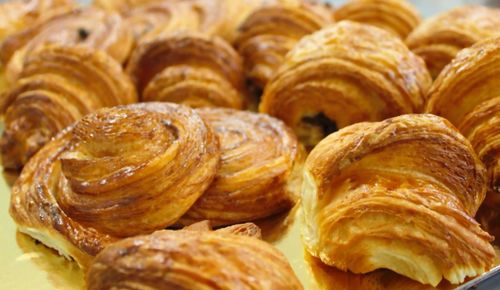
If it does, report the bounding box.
[235,2,332,89]
[0,7,134,85]
[9,102,220,267]
[87,229,303,290]
[260,21,431,147]
[302,114,495,286]
[0,45,137,170]
[426,36,500,242]
[406,5,500,79]
[334,0,421,39]
[126,32,245,109]
[182,108,301,226]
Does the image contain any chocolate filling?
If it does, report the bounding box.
[302,112,338,136]
[78,28,90,41]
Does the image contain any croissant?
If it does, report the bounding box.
[406,5,500,79]
[182,108,302,226]
[235,2,332,90]
[9,102,220,267]
[302,114,495,286]
[426,36,500,242]
[0,45,137,170]
[87,228,303,290]
[334,0,421,39]
[126,32,245,109]
[0,7,134,85]
[260,21,431,148]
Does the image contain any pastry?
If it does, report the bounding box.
[260,21,431,148]
[426,36,500,242]
[182,108,302,226]
[235,2,332,90]
[9,102,220,267]
[406,5,500,78]
[126,32,245,109]
[334,0,421,39]
[302,114,495,286]
[87,227,303,290]
[0,45,137,170]
[0,7,134,85]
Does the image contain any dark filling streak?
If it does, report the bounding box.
[78,28,90,41]
[246,78,263,105]
[302,112,338,136]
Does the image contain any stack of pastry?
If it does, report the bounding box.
[0,0,497,289]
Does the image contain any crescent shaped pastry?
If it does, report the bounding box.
[406,5,500,79]
[426,37,500,241]
[87,229,303,290]
[260,21,431,148]
[235,2,332,90]
[9,102,220,267]
[0,45,137,170]
[126,32,245,109]
[182,108,302,226]
[334,0,421,39]
[0,7,134,85]
[302,114,494,286]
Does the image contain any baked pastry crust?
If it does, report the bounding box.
[126,32,245,109]
[0,45,137,170]
[235,2,332,89]
[334,0,421,39]
[0,7,134,85]
[406,5,500,79]
[87,228,303,290]
[182,108,302,226]
[9,102,220,267]
[426,37,500,242]
[302,114,494,286]
[260,21,431,147]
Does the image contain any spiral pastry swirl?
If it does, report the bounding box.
[0,45,137,170]
[0,7,134,85]
[426,37,500,242]
[10,102,220,267]
[127,32,245,109]
[235,2,332,89]
[260,21,431,148]
[87,229,303,290]
[302,114,494,286]
[406,5,500,79]
[334,0,421,39]
[182,108,301,226]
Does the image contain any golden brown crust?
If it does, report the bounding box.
[426,37,500,242]
[0,45,137,170]
[9,102,220,267]
[87,229,303,290]
[0,7,134,85]
[406,5,500,79]
[181,108,301,226]
[126,32,245,109]
[235,2,332,88]
[260,21,431,147]
[302,114,494,286]
[334,0,421,39]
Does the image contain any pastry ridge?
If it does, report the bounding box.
[302,114,494,286]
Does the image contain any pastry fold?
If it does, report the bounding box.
[260,21,431,147]
[235,2,332,89]
[0,7,134,85]
[302,114,495,287]
[334,0,420,39]
[126,32,245,109]
[87,228,303,290]
[9,102,219,267]
[182,108,302,226]
[406,5,500,79]
[0,45,137,170]
[426,37,500,242]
